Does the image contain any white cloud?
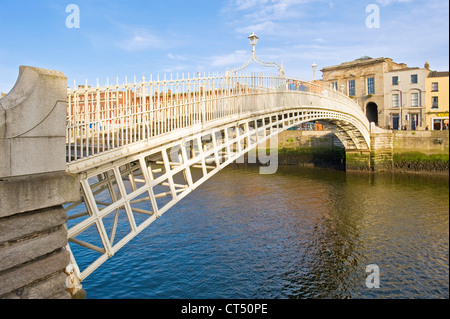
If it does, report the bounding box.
[116,27,165,52]
[209,50,250,68]
[215,0,448,78]
[241,0,305,22]
[236,21,277,35]
[224,0,309,38]
[375,0,412,6]
[234,0,270,10]
[121,34,162,52]
[167,53,187,61]
[161,64,190,73]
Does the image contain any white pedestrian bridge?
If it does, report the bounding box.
[63,71,371,290]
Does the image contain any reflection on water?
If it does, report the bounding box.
[80,166,449,299]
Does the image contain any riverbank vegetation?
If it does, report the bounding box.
[393,152,449,173]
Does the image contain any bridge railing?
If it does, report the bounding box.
[285,78,369,123]
[66,72,367,164]
[66,72,286,162]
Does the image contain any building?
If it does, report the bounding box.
[384,65,430,130]
[426,71,449,130]
[321,56,417,129]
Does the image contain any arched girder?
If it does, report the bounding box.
[317,119,369,150]
[283,106,370,150]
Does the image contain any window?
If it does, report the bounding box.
[431,82,438,91]
[432,96,439,109]
[392,76,398,85]
[411,74,418,84]
[348,79,355,96]
[393,94,399,107]
[411,93,419,107]
[367,77,375,94]
[433,118,443,130]
[331,81,338,90]
[392,114,400,130]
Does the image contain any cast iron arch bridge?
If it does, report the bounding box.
[63,71,371,292]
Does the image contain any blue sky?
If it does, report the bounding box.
[0,0,448,92]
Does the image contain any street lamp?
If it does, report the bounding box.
[312,62,317,81]
[248,32,258,56]
[229,32,285,77]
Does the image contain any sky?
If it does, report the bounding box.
[0,0,448,93]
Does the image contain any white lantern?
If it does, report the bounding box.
[248,32,259,48]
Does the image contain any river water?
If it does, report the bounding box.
[79,165,449,299]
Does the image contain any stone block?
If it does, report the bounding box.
[10,136,66,177]
[20,272,70,299]
[0,104,5,137]
[0,66,67,179]
[0,206,67,244]
[0,226,68,272]
[0,138,10,177]
[1,66,66,138]
[0,249,69,297]
[0,172,80,218]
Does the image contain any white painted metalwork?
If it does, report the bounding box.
[66,73,368,166]
[64,71,371,290]
[228,33,285,77]
[67,72,285,163]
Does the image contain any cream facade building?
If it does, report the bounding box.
[384,66,430,130]
[426,71,449,130]
[320,56,434,130]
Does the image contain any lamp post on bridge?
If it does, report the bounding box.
[312,62,317,81]
[228,32,285,78]
[249,32,258,58]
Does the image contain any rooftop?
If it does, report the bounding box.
[428,71,449,78]
[321,56,406,71]
[386,67,424,73]
[354,56,373,61]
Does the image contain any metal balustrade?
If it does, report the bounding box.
[66,72,369,165]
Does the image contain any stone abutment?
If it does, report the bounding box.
[0,66,79,299]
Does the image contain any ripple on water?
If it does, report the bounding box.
[78,166,449,299]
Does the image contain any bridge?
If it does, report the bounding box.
[62,71,371,292]
[1,36,387,299]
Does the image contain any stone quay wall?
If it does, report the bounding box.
[274,129,449,173]
[392,130,449,173]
